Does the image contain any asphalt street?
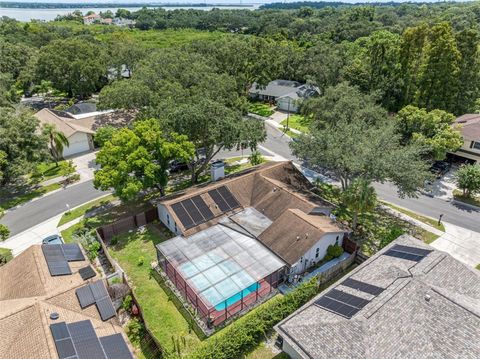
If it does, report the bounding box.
[2,122,480,237]
[1,180,107,236]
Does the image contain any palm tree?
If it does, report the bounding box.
[342,178,377,231]
[42,124,69,166]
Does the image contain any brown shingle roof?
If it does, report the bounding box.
[34,108,94,138]
[455,114,480,141]
[258,209,344,266]
[0,245,132,359]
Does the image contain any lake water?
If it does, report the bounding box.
[0,5,258,22]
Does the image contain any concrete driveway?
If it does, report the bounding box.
[423,167,458,200]
[431,222,480,267]
[69,151,99,181]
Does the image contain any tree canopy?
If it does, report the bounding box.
[94,119,194,200]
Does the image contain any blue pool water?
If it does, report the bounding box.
[214,282,261,311]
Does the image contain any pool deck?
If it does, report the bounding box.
[278,252,351,294]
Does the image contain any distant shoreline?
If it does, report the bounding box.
[0,2,255,9]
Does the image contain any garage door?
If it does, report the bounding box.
[63,133,91,157]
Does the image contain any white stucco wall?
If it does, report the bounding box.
[454,140,480,162]
[63,132,92,157]
[289,232,345,275]
[158,204,180,235]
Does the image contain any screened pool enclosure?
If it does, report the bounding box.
[156,224,285,327]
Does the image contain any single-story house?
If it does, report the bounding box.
[249,80,319,113]
[154,161,349,327]
[275,234,480,359]
[0,244,133,358]
[35,108,95,158]
[83,13,101,25]
[451,114,480,163]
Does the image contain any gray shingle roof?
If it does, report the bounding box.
[275,234,480,359]
[249,80,318,99]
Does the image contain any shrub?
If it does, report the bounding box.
[0,206,5,219]
[326,244,343,259]
[0,224,10,241]
[188,278,320,359]
[455,164,480,197]
[126,318,144,344]
[0,248,13,266]
[249,150,264,166]
[94,126,117,148]
[86,241,101,261]
[122,294,133,311]
[110,236,118,245]
[65,173,81,184]
[137,256,145,266]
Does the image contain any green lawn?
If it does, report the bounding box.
[58,194,116,227]
[280,114,310,133]
[30,161,74,182]
[60,221,84,243]
[108,227,201,356]
[453,189,480,208]
[249,102,275,117]
[246,343,289,359]
[0,183,62,210]
[381,201,445,232]
[476,264,480,270]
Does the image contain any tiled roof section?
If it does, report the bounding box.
[275,235,480,359]
[258,209,344,266]
[159,161,332,235]
[34,108,94,137]
[455,114,480,141]
[0,245,95,301]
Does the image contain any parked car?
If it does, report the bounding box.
[42,234,64,245]
[168,160,190,173]
[430,161,451,178]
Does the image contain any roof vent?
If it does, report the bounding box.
[296,235,300,241]
[457,120,467,123]
[50,312,59,320]
[425,294,431,302]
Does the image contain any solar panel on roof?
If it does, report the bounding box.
[391,244,432,257]
[100,333,134,359]
[171,202,195,229]
[43,245,72,276]
[79,265,96,280]
[208,188,230,212]
[68,320,106,359]
[192,195,214,221]
[62,244,85,261]
[55,338,77,359]
[325,289,370,309]
[50,322,71,341]
[314,296,361,319]
[217,186,240,209]
[182,198,204,225]
[76,285,96,308]
[90,280,109,300]
[96,297,116,321]
[341,278,384,296]
[384,249,424,262]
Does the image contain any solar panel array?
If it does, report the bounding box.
[79,265,96,280]
[75,280,116,321]
[314,288,370,319]
[384,244,432,262]
[42,244,85,276]
[171,195,214,230]
[342,278,385,296]
[50,320,133,359]
[208,186,240,213]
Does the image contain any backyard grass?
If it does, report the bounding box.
[58,194,117,226]
[248,102,275,117]
[108,227,201,356]
[30,160,74,182]
[381,201,445,232]
[246,342,289,359]
[453,189,480,208]
[0,182,62,210]
[280,114,310,133]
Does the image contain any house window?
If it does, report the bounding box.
[315,248,320,258]
[473,141,480,150]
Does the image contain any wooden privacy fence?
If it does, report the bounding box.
[98,207,159,242]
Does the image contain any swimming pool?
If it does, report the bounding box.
[214,282,262,311]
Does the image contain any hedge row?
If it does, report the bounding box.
[187,278,320,359]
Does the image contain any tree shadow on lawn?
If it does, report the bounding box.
[109,223,171,253]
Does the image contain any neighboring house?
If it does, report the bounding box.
[154,161,349,327]
[275,234,480,359]
[35,108,95,157]
[65,101,97,116]
[451,114,480,163]
[83,13,101,25]
[0,244,133,358]
[249,80,319,113]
